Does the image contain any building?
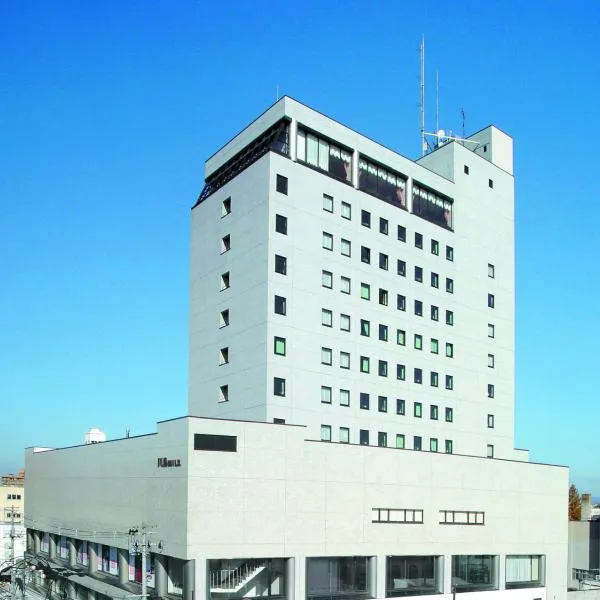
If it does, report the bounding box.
[25,97,568,600]
[1,470,24,525]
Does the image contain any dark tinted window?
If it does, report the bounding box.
[194,434,237,452]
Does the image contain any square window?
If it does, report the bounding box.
[396,398,406,415]
[341,201,351,219]
[321,347,333,365]
[445,439,453,454]
[431,305,439,321]
[378,288,388,306]
[378,324,388,341]
[276,174,288,194]
[360,356,370,373]
[446,343,454,358]
[340,276,351,294]
[274,377,286,396]
[361,210,371,227]
[321,425,332,442]
[431,338,439,354]
[464,164,470,175]
[378,396,388,412]
[488,353,495,368]
[220,234,231,253]
[397,259,406,277]
[430,405,439,420]
[379,217,389,235]
[414,334,423,350]
[274,295,286,315]
[397,329,406,345]
[378,431,388,447]
[431,239,439,255]
[361,246,371,264]
[220,271,230,290]
[341,239,351,257]
[397,294,406,311]
[415,232,423,249]
[219,309,230,328]
[396,434,405,449]
[414,300,423,316]
[487,444,494,458]
[340,314,351,332]
[321,308,333,327]
[488,263,495,278]
[339,427,350,443]
[445,375,454,390]
[487,414,495,428]
[446,245,454,261]
[360,393,370,410]
[219,347,229,365]
[219,384,229,403]
[488,293,495,308]
[488,323,495,338]
[414,402,422,418]
[430,438,439,452]
[398,225,406,242]
[446,278,454,293]
[360,319,370,337]
[322,270,333,288]
[396,364,406,381]
[414,266,423,282]
[321,386,332,404]
[221,197,231,217]
[361,283,371,300]
[489,179,494,189]
[322,232,333,251]
[378,360,388,377]
[340,389,350,406]
[359,429,369,445]
[413,436,422,451]
[379,252,389,270]
[488,384,495,398]
[445,407,453,422]
[430,371,439,387]
[323,194,334,213]
[431,272,439,288]
[414,368,422,384]
[446,310,454,326]
[275,214,288,234]
[340,351,350,369]
[274,337,286,356]
[275,255,287,275]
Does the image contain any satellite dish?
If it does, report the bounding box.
[437,129,446,139]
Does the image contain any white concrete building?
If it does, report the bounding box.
[24,98,568,600]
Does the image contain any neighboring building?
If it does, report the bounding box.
[25,97,568,600]
[1,470,24,524]
[569,494,600,591]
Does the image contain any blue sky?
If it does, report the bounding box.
[2,1,599,493]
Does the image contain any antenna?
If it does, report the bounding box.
[420,36,426,156]
[276,84,280,101]
[435,71,439,145]
[461,108,466,140]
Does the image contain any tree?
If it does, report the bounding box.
[569,484,582,521]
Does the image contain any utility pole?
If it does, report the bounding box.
[128,524,157,600]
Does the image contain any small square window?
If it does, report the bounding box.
[274,337,286,356]
[398,225,406,242]
[378,288,388,306]
[445,439,453,454]
[397,259,406,277]
[431,305,439,321]
[220,233,231,255]
[415,232,423,249]
[360,356,370,373]
[488,383,495,398]
[219,384,229,403]
[360,393,370,410]
[321,425,332,442]
[430,372,439,387]
[446,310,454,326]
[361,210,371,227]
[488,323,495,338]
[430,405,439,420]
[339,427,350,443]
[221,197,231,217]
[397,329,406,345]
[446,278,454,294]
[360,319,370,337]
[219,347,229,365]
[276,174,288,194]
[323,194,334,213]
[488,263,495,278]
[321,386,332,404]
[445,407,453,422]
[487,414,495,428]
[275,214,288,234]
[446,246,454,261]
[220,271,230,290]
[275,255,287,275]
[379,217,389,235]
[340,351,350,369]
[274,295,286,315]
[396,364,406,381]
[430,438,439,452]
[414,402,422,418]
[431,272,439,288]
[379,253,389,270]
[219,309,230,328]
[274,377,286,396]
[414,266,423,282]
[341,238,351,257]
[445,375,454,390]
[489,179,494,189]
[378,431,388,447]
[378,324,388,341]
[414,436,422,451]
[446,343,454,358]
[396,434,405,449]
[487,444,494,458]
[340,389,350,406]
[361,246,371,264]
[396,398,406,415]
[488,293,495,308]
[431,338,439,354]
[378,360,388,377]
[341,201,351,220]
[321,347,333,365]
[464,165,470,175]
[340,276,351,294]
[359,429,369,445]
[414,368,422,384]
[397,294,406,311]
[488,354,495,368]
[378,396,388,412]
[322,270,333,289]
[321,308,333,327]
[414,334,423,350]
[431,239,439,255]
[414,300,423,317]
[322,232,333,251]
[340,314,351,332]
[360,283,371,300]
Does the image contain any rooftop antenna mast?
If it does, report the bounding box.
[435,71,439,143]
[420,36,426,156]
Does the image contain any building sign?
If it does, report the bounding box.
[157,457,181,468]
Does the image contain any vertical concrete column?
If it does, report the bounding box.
[352,149,359,188]
[118,548,129,585]
[295,556,306,600]
[87,589,95,600]
[34,531,41,554]
[193,558,208,600]
[405,178,412,214]
[289,119,297,162]
[285,558,295,600]
[69,538,77,567]
[27,529,35,553]
[67,581,76,600]
[368,557,378,599]
[155,554,168,597]
[88,543,98,575]
[183,559,195,600]
[375,555,386,599]
[497,555,505,590]
[49,534,57,559]
[443,555,452,594]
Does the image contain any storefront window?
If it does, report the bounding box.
[452,555,497,592]
[505,555,543,589]
[386,556,441,596]
[307,557,370,600]
[209,558,286,599]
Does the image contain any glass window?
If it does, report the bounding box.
[446,245,454,261]
[339,427,350,443]
[505,555,543,589]
[397,294,406,311]
[341,239,351,257]
[431,305,439,321]
[340,389,350,407]
[396,399,405,415]
[430,372,439,387]
[414,402,422,418]
[488,354,495,368]
[414,300,423,316]
[396,364,406,381]
[321,425,332,441]
[445,375,454,390]
[431,239,439,255]
[413,436,422,451]
[378,431,388,447]
[341,202,351,220]
[452,556,498,592]
[397,329,406,345]
[445,407,453,422]
[273,377,286,397]
[413,182,453,230]
[488,384,495,398]
[322,270,333,288]
[220,271,230,290]
[361,246,371,264]
[445,439,453,454]
[321,347,332,365]
[358,156,407,208]
[398,225,406,242]
[380,217,389,234]
[274,295,286,315]
[430,405,439,420]
[488,293,495,308]
[487,414,494,428]
[361,210,371,227]
[275,255,287,275]
[414,334,423,350]
[446,310,454,326]
[274,337,286,356]
[488,263,495,278]
[431,338,439,354]
[323,194,334,213]
[219,309,230,327]
[487,444,494,458]
[360,319,370,337]
[221,197,231,217]
[415,232,423,249]
[379,288,388,306]
[396,434,405,449]
[276,174,288,195]
[322,309,333,327]
[323,232,334,251]
[446,343,454,358]
[275,214,288,234]
[340,276,351,294]
[379,252,389,270]
[378,396,388,413]
[397,259,406,277]
[446,278,454,293]
[378,360,388,377]
[431,272,439,288]
[488,323,495,338]
[321,386,332,404]
[360,393,370,410]
[360,356,370,373]
[430,438,439,452]
[379,324,388,341]
[415,266,423,282]
[340,352,350,369]
[414,368,422,384]
[360,283,370,300]
[340,314,351,332]
[359,430,369,445]
[297,128,353,183]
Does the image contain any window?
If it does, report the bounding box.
[396,398,406,415]
[488,384,495,398]
[430,405,439,420]
[397,294,406,311]
[430,371,439,387]
[341,238,351,257]
[415,232,423,249]
[431,338,439,354]
[340,351,350,369]
[430,438,439,452]
[219,309,230,328]
[378,324,388,341]
[397,259,406,277]
[378,396,388,412]
[414,300,423,316]
[489,179,494,189]
[360,393,370,410]
[321,425,332,441]
[322,232,333,251]
[414,402,422,418]
[446,343,454,358]
[413,436,422,451]
[340,389,350,406]
[274,295,286,315]
[273,377,286,396]
[445,407,453,422]
[220,234,231,253]
[396,364,406,381]
[340,314,351,332]
[360,356,370,373]
[505,555,543,589]
[445,439,453,454]
[360,319,370,337]
[340,276,351,294]
[221,197,231,217]
[339,427,350,443]
[487,414,494,428]
[276,174,288,194]
[378,360,388,377]
[487,444,494,458]
[361,210,371,227]
[431,239,439,255]
[358,156,407,207]
[297,128,352,182]
[360,430,369,445]
[397,329,406,345]
[275,255,287,275]
[361,246,371,264]
[413,183,453,229]
[396,434,405,449]
[378,288,388,306]
[275,214,287,234]
[219,347,229,365]
[446,245,454,261]
[219,385,229,402]
[379,252,389,270]
[414,334,423,350]
[220,271,230,290]
[398,225,406,242]
[378,431,388,447]
[321,386,332,404]
[322,270,333,288]
[274,337,286,356]
[379,217,389,235]
[360,283,371,300]
[464,165,470,175]
[446,278,454,293]
[446,310,454,326]
[414,266,423,282]
[488,263,495,278]
[488,323,495,338]
[431,272,439,288]
[445,375,454,390]
[341,201,351,219]
[323,194,333,213]
[488,293,495,308]
[321,347,333,365]
[488,354,495,368]
[431,305,439,321]
[321,309,333,327]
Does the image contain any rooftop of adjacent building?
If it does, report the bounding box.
[1,469,24,487]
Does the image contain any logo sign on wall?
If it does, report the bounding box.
[156,457,181,468]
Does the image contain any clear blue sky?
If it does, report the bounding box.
[2,1,599,493]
